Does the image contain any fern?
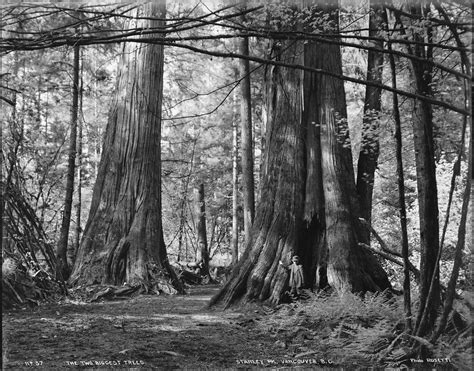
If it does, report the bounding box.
[257,291,405,367]
[257,291,472,368]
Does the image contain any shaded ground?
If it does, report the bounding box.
[3,285,470,370]
[2,285,315,369]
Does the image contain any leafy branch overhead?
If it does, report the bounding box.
[1,2,471,115]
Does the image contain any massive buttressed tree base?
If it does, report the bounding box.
[69,1,182,293]
[211,3,390,308]
[211,30,306,307]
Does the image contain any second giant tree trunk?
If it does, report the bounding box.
[308,5,390,293]
[211,4,390,308]
[69,2,182,293]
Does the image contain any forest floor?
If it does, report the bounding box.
[2,285,470,370]
[2,285,306,370]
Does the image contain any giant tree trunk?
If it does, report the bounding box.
[56,43,79,281]
[211,3,390,307]
[211,33,306,307]
[69,2,182,293]
[356,1,384,246]
[301,5,327,290]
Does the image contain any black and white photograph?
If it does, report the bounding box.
[1,0,472,369]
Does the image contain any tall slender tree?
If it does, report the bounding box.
[238,0,255,243]
[405,4,440,337]
[231,113,239,266]
[432,134,471,343]
[71,48,84,268]
[356,1,384,246]
[430,0,471,342]
[56,43,80,281]
[388,35,412,332]
[196,183,210,279]
[69,1,182,292]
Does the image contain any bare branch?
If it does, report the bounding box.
[0,96,15,106]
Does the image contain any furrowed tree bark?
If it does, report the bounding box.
[312,5,390,293]
[238,0,255,244]
[69,1,183,293]
[301,2,327,290]
[56,43,80,281]
[196,183,210,279]
[210,30,306,307]
[356,1,384,246]
[211,3,390,307]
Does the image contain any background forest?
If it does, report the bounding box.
[1,0,472,368]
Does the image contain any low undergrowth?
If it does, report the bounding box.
[256,291,472,369]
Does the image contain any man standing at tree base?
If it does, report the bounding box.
[280,255,305,300]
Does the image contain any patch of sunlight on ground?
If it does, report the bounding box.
[178,295,211,301]
[190,313,238,321]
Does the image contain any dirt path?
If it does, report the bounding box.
[2,286,287,369]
